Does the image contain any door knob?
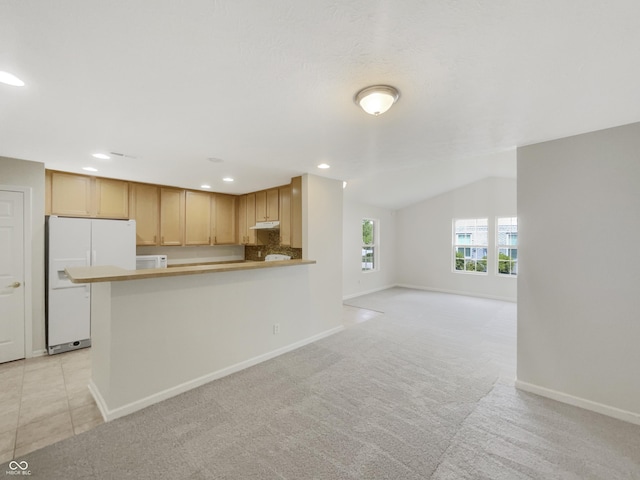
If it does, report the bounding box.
[8,281,21,288]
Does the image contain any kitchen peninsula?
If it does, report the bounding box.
[66,257,336,422]
[61,173,344,422]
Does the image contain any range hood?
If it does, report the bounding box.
[250,221,280,230]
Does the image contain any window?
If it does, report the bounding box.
[497,217,518,276]
[453,218,488,273]
[362,218,377,271]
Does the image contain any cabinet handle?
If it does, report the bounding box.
[154,235,157,243]
[209,236,211,244]
[161,236,164,244]
[214,236,217,244]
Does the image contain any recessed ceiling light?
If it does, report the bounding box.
[317,163,330,169]
[0,71,25,87]
[201,184,211,189]
[222,177,234,182]
[82,167,98,172]
[92,153,110,160]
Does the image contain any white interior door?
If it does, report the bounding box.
[0,190,25,363]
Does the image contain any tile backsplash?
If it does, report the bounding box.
[244,230,302,261]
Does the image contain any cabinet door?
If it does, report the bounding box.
[185,191,211,245]
[213,194,236,244]
[266,188,279,221]
[279,185,291,246]
[246,193,257,245]
[291,176,302,249]
[50,172,92,216]
[130,183,159,246]
[255,190,267,221]
[160,188,185,246]
[96,178,129,218]
[237,195,247,244]
[45,170,52,215]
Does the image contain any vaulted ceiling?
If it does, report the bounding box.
[1,1,639,209]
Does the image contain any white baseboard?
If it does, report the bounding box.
[29,349,47,358]
[395,283,517,303]
[343,284,395,301]
[91,325,345,422]
[515,379,640,426]
[88,380,109,423]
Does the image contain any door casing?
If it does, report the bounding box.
[0,185,33,360]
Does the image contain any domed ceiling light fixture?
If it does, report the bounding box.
[354,85,399,116]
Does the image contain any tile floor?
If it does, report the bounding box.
[0,306,377,464]
[341,304,382,326]
[0,348,103,463]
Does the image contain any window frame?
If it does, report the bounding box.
[496,216,518,277]
[452,218,489,275]
[361,218,379,272]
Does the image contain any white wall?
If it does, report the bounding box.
[0,156,46,355]
[395,177,517,301]
[342,200,397,299]
[517,122,640,424]
[303,174,344,330]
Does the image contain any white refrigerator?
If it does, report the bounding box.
[46,216,136,355]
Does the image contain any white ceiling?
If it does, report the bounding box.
[1,1,639,209]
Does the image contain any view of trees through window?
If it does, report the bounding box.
[453,218,488,273]
[362,219,376,271]
[497,217,518,275]
[452,217,518,276]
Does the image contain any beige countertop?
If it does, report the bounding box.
[65,259,316,283]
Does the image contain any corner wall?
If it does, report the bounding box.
[517,122,640,424]
[342,200,397,299]
[0,156,46,355]
[303,174,344,330]
[395,177,517,301]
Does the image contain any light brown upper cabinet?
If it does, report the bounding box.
[246,193,257,245]
[255,188,279,222]
[50,171,92,217]
[160,188,185,246]
[279,185,291,246]
[95,178,129,219]
[212,193,236,244]
[185,191,211,245]
[237,193,259,245]
[129,183,160,246]
[45,170,52,215]
[291,176,302,248]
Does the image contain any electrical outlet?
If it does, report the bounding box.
[273,323,280,335]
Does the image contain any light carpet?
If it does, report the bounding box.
[3,287,639,479]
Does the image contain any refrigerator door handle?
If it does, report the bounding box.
[92,250,97,265]
[86,250,91,266]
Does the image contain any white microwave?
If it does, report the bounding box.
[136,255,168,269]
